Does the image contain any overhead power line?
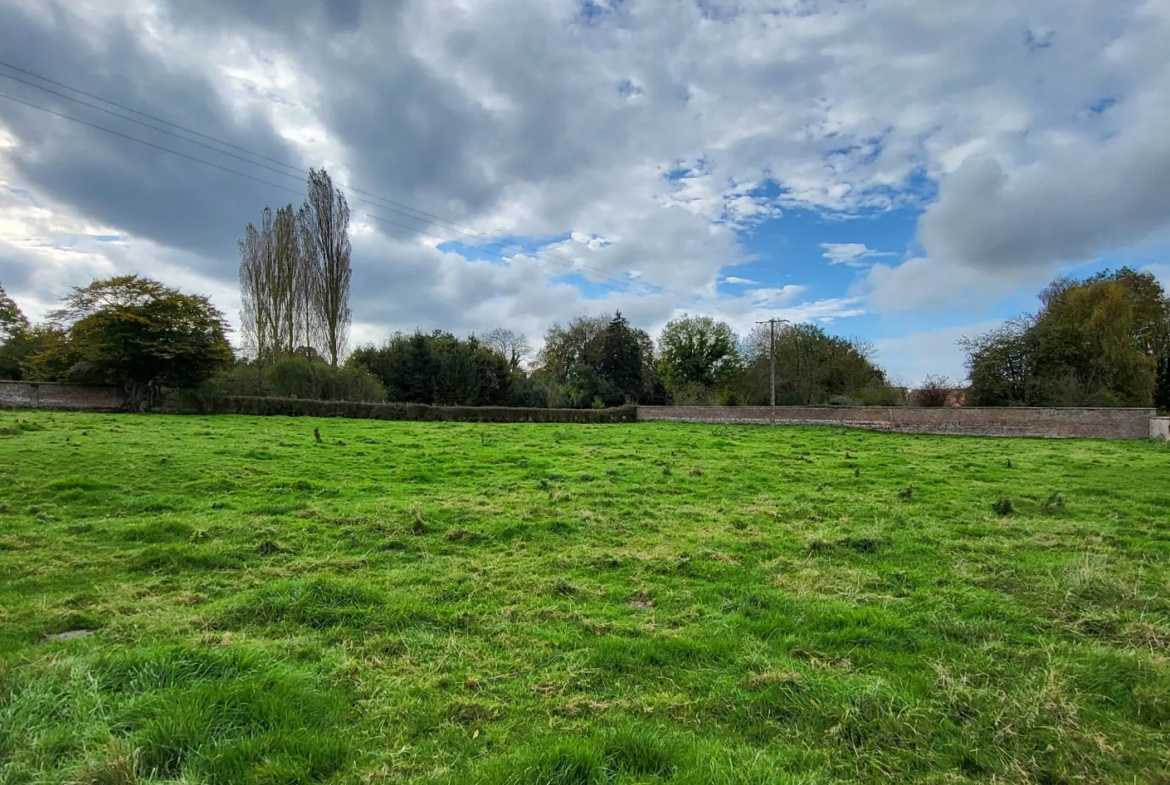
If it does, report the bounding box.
[0,68,599,288]
[0,60,711,306]
[0,60,780,322]
[0,89,621,291]
[0,59,303,170]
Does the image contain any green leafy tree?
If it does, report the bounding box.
[742,323,887,405]
[46,276,233,409]
[1033,279,1156,405]
[535,313,660,407]
[535,316,608,385]
[48,275,172,324]
[961,319,1035,406]
[1157,351,1170,412]
[0,282,33,380]
[348,331,519,406]
[637,328,670,405]
[597,312,644,405]
[0,282,28,342]
[964,268,1168,407]
[16,327,80,382]
[656,315,741,400]
[433,343,482,406]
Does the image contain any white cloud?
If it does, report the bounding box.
[820,242,895,267]
[875,320,1003,387]
[570,231,613,250]
[746,285,805,306]
[858,257,1042,314]
[723,276,757,285]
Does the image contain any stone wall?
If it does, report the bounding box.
[0,381,124,411]
[0,384,1161,438]
[1152,417,1170,442]
[637,405,1158,440]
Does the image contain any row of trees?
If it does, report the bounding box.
[239,169,352,366]
[962,268,1170,409]
[1,273,898,411]
[0,160,905,412]
[526,313,893,408]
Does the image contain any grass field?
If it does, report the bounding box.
[1,411,1169,784]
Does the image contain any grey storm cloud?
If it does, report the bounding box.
[919,123,1170,271]
[0,0,703,279]
[0,4,309,273]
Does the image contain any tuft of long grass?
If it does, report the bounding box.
[0,644,352,785]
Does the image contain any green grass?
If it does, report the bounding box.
[1,411,1169,784]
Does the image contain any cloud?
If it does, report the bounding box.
[570,231,613,250]
[874,320,1003,386]
[859,257,1035,314]
[1,0,1168,344]
[820,242,894,267]
[723,276,757,285]
[758,297,866,326]
[862,0,1170,311]
[746,285,805,306]
[918,125,1170,273]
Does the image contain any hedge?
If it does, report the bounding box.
[198,396,638,423]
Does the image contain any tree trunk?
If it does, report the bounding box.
[122,381,146,412]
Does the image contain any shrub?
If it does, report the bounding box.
[829,395,857,407]
[265,357,386,402]
[717,387,741,406]
[671,382,717,406]
[854,385,905,406]
[198,358,386,404]
[1040,492,1065,513]
[912,375,954,407]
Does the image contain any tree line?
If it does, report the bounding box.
[0,275,895,410]
[2,166,1166,413]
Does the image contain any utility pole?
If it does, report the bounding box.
[756,318,789,426]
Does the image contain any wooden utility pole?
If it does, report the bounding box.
[756,318,789,426]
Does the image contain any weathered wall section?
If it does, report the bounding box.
[1152,417,1170,441]
[638,406,1157,440]
[0,381,124,411]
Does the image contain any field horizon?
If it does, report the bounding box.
[1,411,1168,784]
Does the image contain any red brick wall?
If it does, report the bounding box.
[637,406,1157,440]
[0,381,124,411]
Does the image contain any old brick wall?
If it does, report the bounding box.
[637,406,1157,440]
[0,381,124,411]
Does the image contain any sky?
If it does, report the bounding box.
[1,0,1169,386]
